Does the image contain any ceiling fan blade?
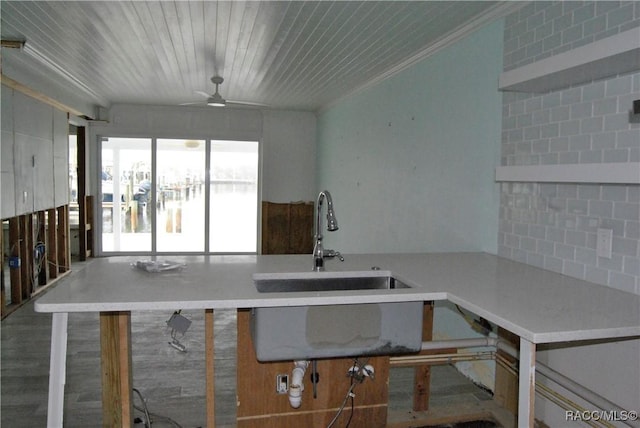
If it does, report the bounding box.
[183,76,270,108]
[226,99,270,108]
[179,101,207,106]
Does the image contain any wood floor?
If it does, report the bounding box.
[1,294,504,427]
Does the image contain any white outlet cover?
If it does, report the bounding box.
[596,228,613,259]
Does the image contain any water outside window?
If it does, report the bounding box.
[101,137,152,252]
[210,140,258,253]
[68,128,78,226]
[100,137,258,254]
[157,139,205,252]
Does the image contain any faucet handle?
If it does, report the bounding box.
[324,249,344,262]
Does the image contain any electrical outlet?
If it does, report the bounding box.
[276,374,288,394]
[596,228,613,259]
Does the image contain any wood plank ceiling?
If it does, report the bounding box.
[1,1,509,112]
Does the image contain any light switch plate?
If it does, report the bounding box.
[596,228,613,259]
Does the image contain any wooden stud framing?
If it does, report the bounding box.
[100,311,133,427]
[47,208,59,279]
[1,205,71,318]
[518,338,536,428]
[76,126,91,260]
[8,217,22,306]
[56,205,69,273]
[412,301,434,411]
[36,211,48,286]
[19,214,32,299]
[494,327,519,414]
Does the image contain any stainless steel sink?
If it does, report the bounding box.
[254,273,410,293]
[250,271,422,361]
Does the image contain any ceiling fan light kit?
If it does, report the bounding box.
[181,75,267,108]
[207,75,226,106]
[207,94,225,107]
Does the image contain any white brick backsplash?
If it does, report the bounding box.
[500,2,639,292]
[504,1,640,70]
[627,221,640,239]
[624,256,640,276]
[614,201,640,221]
[617,130,640,148]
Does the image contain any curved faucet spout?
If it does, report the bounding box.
[313,190,339,271]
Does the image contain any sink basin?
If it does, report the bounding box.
[254,271,410,293]
[250,271,423,361]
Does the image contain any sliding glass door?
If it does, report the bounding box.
[209,140,259,253]
[100,137,258,254]
[101,137,152,252]
[157,139,206,252]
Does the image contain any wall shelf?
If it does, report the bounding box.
[495,163,640,184]
[499,27,640,93]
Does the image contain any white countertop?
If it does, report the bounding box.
[34,253,640,344]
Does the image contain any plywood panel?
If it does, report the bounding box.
[239,406,388,428]
[261,202,290,254]
[289,202,314,254]
[261,201,313,255]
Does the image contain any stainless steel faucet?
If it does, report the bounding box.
[312,190,342,271]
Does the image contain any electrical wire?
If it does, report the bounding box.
[327,358,371,428]
[132,388,151,428]
[132,387,184,428]
[326,382,357,428]
[345,376,355,428]
[32,240,46,289]
[455,304,475,326]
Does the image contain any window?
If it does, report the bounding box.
[68,126,78,225]
[100,137,258,254]
[209,140,259,252]
[101,137,152,252]
[156,139,206,252]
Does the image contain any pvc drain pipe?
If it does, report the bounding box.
[289,360,309,409]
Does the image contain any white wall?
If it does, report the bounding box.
[261,110,316,203]
[1,85,69,219]
[316,21,503,255]
[316,19,504,390]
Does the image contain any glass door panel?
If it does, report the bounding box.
[156,139,206,252]
[101,137,152,252]
[209,140,259,253]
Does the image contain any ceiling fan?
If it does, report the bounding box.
[181,76,267,108]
